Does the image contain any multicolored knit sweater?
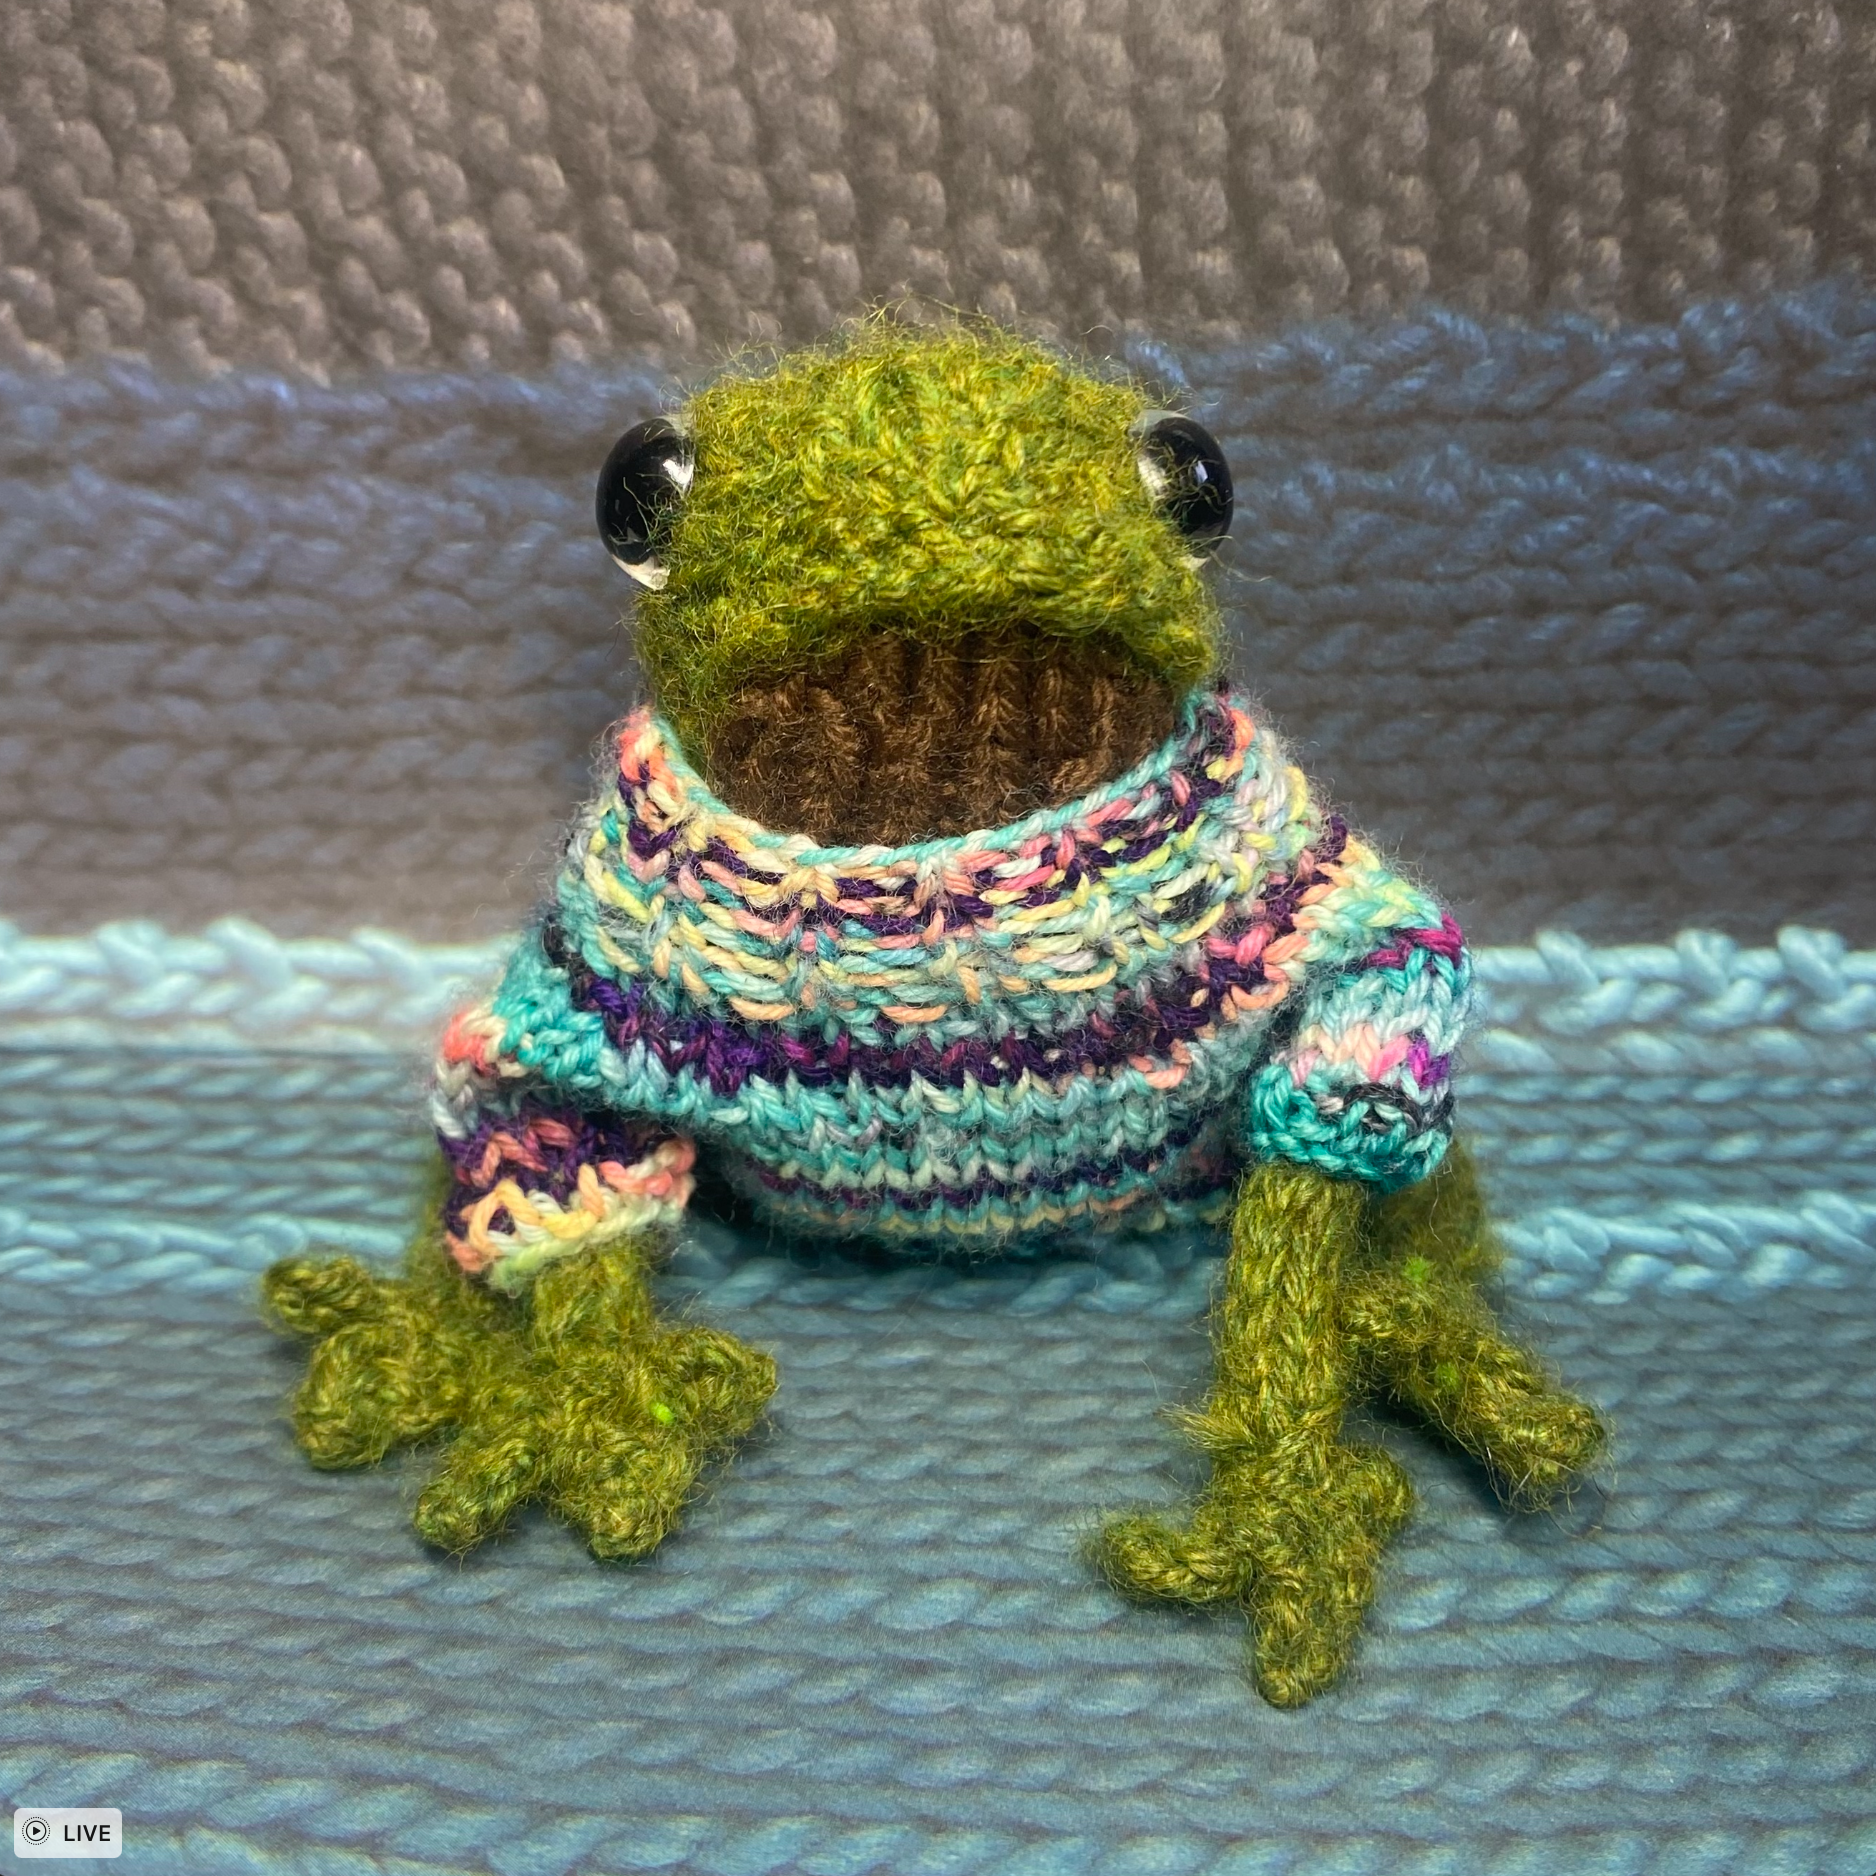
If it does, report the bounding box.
[430,685,1471,1294]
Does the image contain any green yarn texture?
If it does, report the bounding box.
[263,321,1603,1707]
[264,1179,775,1561]
[1094,1143,1606,1707]
[266,1142,1603,1707]
[634,320,1223,765]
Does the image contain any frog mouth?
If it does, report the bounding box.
[701,626,1181,846]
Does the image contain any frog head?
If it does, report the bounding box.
[595,320,1233,841]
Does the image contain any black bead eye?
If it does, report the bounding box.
[596,417,693,589]
[1133,412,1233,548]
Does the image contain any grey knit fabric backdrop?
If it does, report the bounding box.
[5,0,1876,366]
[4,7,1876,1876]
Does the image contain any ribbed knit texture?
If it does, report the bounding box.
[3,0,1873,1847]
[4,0,1875,372]
[424,688,1468,1291]
[4,920,1870,1303]
[5,1214,1872,1873]
[2,925,1870,1853]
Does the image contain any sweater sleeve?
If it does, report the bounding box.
[1242,827,1471,1192]
[427,930,695,1296]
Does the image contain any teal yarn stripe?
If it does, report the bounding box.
[0,917,1870,1304]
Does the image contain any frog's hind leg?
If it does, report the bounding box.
[1094,1161,1415,1708]
[269,1192,776,1560]
[1345,1142,1606,1509]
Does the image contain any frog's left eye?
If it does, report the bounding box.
[1132,412,1233,549]
[597,418,693,590]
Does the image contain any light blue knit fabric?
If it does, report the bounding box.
[2,913,1874,1873]
[6,918,1869,1306]
[4,279,1875,1869]
[3,1066,1874,1876]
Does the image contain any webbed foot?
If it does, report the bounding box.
[1096,1434,1414,1708]
[1097,1149,1606,1707]
[1096,1163,1411,1704]
[266,1224,774,1559]
[1343,1258,1606,1508]
[1353,1143,1607,1508]
[264,1248,504,1466]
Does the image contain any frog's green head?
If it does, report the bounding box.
[596,320,1232,766]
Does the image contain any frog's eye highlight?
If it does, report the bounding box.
[1132,412,1233,549]
[597,418,693,590]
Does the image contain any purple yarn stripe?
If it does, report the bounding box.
[1360,912,1466,972]
[1405,1038,1452,1088]
[543,821,1344,1102]
[736,1110,1230,1217]
[438,1102,667,1234]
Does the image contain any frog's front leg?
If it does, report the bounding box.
[1094,1161,1414,1708]
[266,1194,775,1558]
[490,1236,776,1560]
[1346,1142,1606,1508]
[264,1199,513,1469]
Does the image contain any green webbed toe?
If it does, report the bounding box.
[267,1221,775,1560]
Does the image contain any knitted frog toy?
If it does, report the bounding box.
[265,321,1604,1707]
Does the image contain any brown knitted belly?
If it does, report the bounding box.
[700,631,1180,846]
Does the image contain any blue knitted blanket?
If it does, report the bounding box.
[2,916,1873,1874]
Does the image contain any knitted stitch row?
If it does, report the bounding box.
[430,687,1472,1293]
[14,284,1874,946]
[7,0,1870,373]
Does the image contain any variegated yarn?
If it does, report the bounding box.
[430,683,1471,1295]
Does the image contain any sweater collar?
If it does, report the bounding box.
[610,681,1251,872]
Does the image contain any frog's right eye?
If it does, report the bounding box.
[1132,412,1233,551]
[597,418,693,590]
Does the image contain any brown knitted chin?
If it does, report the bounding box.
[701,630,1182,846]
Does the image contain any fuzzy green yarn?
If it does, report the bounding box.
[1094,1146,1605,1707]
[1351,1142,1608,1512]
[634,319,1223,765]
[264,1172,775,1559]
[265,1149,1602,1701]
